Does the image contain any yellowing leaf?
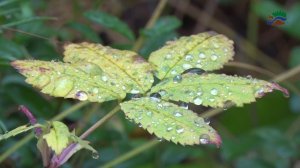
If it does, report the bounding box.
[0,124,39,141]
[63,43,154,94]
[43,121,70,155]
[12,60,126,102]
[148,32,234,80]
[120,97,221,146]
[150,73,288,108]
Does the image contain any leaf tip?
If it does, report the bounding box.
[270,82,289,98]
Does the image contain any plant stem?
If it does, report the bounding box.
[0,101,89,163]
[0,134,34,162]
[100,139,160,168]
[80,105,120,139]
[132,0,168,52]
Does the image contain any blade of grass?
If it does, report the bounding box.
[0,16,57,29]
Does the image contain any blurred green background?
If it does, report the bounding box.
[0,0,300,167]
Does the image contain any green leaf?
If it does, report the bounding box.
[11,60,126,102]
[66,22,102,43]
[141,16,182,37]
[63,43,154,94]
[70,133,97,154]
[150,73,288,108]
[84,10,135,41]
[0,124,39,141]
[148,32,234,80]
[43,121,70,155]
[120,97,221,146]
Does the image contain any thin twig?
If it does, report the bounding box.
[100,139,160,168]
[80,105,120,139]
[133,0,168,52]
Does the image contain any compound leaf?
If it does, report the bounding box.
[0,124,39,141]
[64,43,154,94]
[150,73,289,108]
[84,10,135,41]
[12,60,126,102]
[120,97,221,146]
[148,32,234,80]
[43,121,70,155]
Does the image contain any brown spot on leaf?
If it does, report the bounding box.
[133,55,146,63]
[39,67,50,73]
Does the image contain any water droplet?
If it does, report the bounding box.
[180,102,188,109]
[176,126,184,134]
[92,88,99,94]
[101,76,108,81]
[130,89,140,94]
[199,53,206,58]
[92,152,99,159]
[211,54,218,61]
[75,91,88,101]
[173,111,183,117]
[210,88,218,95]
[256,88,265,97]
[197,91,202,96]
[193,97,203,105]
[199,134,210,144]
[158,137,163,141]
[150,92,161,99]
[159,90,167,96]
[246,75,252,79]
[138,123,143,127]
[146,111,152,116]
[166,127,173,132]
[194,118,203,127]
[182,68,205,75]
[165,54,172,59]
[173,75,182,83]
[204,118,210,125]
[171,70,177,75]
[122,86,127,90]
[185,54,193,61]
[182,64,192,70]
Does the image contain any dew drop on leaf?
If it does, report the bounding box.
[179,102,188,109]
[176,126,184,134]
[150,92,161,99]
[199,52,206,58]
[182,64,192,70]
[185,54,193,61]
[173,111,183,117]
[92,152,99,159]
[182,68,205,75]
[194,118,203,127]
[210,88,218,95]
[211,54,218,61]
[166,127,173,132]
[193,97,203,105]
[173,75,182,83]
[75,91,88,101]
[146,111,153,116]
[204,118,210,125]
[199,134,210,144]
[159,90,167,96]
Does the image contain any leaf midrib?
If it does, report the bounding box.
[162,35,214,80]
[85,46,147,93]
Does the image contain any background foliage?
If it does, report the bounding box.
[0,0,300,167]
